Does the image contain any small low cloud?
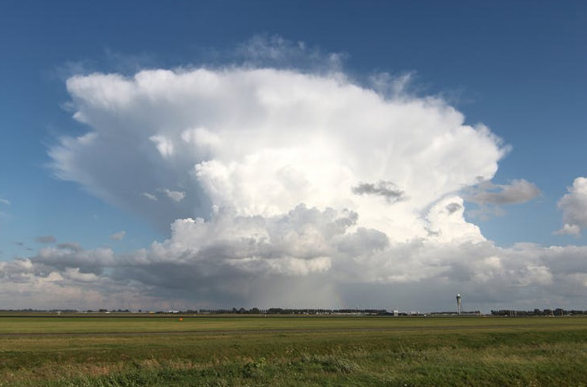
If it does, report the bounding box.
[36,235,57,244]
[0,197,10,205]
[555,177,587,236]
[57,242,82,251]
[150,135,174,158]
[467,179,541,205]
[352,181,406,203]
[162,189,186,203]
[554,224,581,236]
[142,192,158,201]
[110,231,126,241]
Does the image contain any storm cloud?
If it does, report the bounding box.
[2,43,583,311]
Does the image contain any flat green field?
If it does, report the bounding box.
[1,315,586,386]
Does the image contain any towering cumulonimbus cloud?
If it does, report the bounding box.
[51,67,506,242]
[3,61,576,311]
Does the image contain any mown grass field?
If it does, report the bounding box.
[1,314,586,386]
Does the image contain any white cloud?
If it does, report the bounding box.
[236,34,345,72]
[142,192,158,201]
[40,64,512,307]
[556,177,587,236]
[110,230,126,241]
[150,135,174,158]
[10,42,577,310]
[162,188,186,202]
[0,197,10,205]
[50,65,507,239]
[554,224,581,236]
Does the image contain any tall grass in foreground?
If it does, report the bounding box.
[1,317,586,386]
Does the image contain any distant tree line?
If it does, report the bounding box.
[429,311,481,316]
[0,308,387,315]
[490,308,587,316]
[4,307,586,316]
[197,308,389,315]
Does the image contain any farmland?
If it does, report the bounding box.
[1,314,586,386]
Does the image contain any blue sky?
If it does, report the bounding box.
[0,1,586,311]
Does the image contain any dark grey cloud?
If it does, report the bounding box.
[467,179,540,205]
[445,202,462,214]
[56,242,82,251]
[352,181,406,203]
[3,218,587,311]
[33,243,114,276]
